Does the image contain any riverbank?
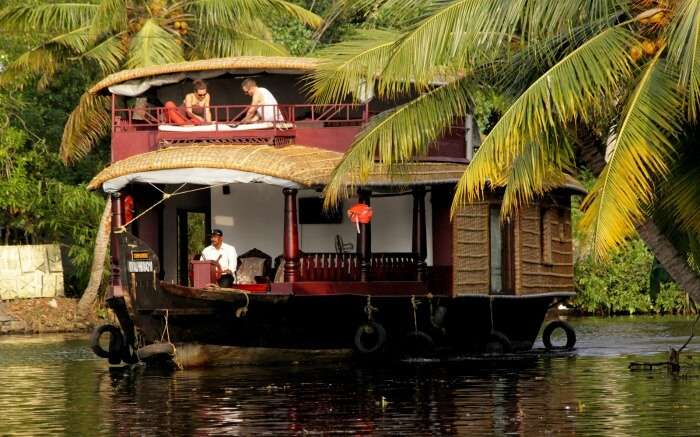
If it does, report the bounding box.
[0,298,98,334]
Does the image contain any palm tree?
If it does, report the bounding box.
[312,1,700,299]
[0,0,322,162]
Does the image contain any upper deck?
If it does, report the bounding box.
[99,57,470,163]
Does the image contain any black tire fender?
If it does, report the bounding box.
[90,324,124,364]
[402,330,436,358]
[486,330,512,353]
[354,322,387,354]
[543,320,576,350]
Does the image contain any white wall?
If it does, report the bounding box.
[208,184,433,266]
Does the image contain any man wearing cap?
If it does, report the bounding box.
[201,229,237,287]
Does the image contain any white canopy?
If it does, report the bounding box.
[102,168,301,193]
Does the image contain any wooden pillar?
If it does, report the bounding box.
[108,192,124,299]
[412,187,428,281]
[357,189,372,282]
[283,188,300,282]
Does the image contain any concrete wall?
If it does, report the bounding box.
[205,184,433,268]
[0,245,64,300]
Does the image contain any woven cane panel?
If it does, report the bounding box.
[453,203,489,295]
[516,205,574,294]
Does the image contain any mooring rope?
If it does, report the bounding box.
[203,283,250,317]
[364,295,377,322]
[119,181,232,229]
[410,295,419,334]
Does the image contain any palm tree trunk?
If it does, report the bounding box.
[576,129,700,302]
[637,221,700,304]
[77,198,111,318]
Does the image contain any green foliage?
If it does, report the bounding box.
[572,199,693,316]
[574,239,654,315]
[0,126,104,294]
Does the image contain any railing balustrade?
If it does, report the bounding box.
[112,103,370,133]
[297,252,419,282]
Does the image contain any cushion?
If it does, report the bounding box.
[236,257,266,284]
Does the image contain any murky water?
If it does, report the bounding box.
[2,316,700,436]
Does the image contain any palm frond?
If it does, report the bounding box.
[379,0,527,91]
[0,48,58,89]
[659,150,700,238]
[315,0,431,39]
[323,77,473,206]
[306,29,400,103]
[80,34,127,75]
[127,19,184,68]
[88,0,128,42]
[189,0,322,29]
[667,0,700,121]
[195,21,289,58]
[453,27,638,212]
[60,92,111,164]
[0,3,97,33]
[499,135,575,219]
[518,0,626,42]
[579,55,684,258]
[48,26,91,53]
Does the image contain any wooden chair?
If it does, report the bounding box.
[236,248,272,284]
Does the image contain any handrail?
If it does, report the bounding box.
[298,251,418,281]
[112,102,370,133]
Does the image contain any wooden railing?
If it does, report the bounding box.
[112,103,370,133]
[297,252,419,282]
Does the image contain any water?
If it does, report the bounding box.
[2,316,700,436]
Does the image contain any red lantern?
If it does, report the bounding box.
[123,195,134,224]
[347,203,373,233]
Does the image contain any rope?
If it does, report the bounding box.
[160,309,171,343]
[364,295,377,322]
[203,283,250,318]
[411,295,419,334]
[119,181,232,229]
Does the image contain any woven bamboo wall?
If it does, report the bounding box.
[515,199,574,295]
[452,202,490,295]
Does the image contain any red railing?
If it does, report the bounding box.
[298,252,419,282]
[112,103,370,133]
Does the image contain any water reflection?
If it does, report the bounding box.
[2,317,700,436]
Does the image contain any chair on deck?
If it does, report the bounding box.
[236,248,272,284]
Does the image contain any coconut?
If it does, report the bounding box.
[642,41,656,55]
[630,46,643,61]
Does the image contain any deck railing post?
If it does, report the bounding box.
[283,188,300,282]
[357,189,372,282]
[412,186,427,282]
[107,192,124,299]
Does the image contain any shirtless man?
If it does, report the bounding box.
[239,78,283,124]
[184,79,212,123]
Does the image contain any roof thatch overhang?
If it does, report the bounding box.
[89,56,319,95]
[87,144,470,191]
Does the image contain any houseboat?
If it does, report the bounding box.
[86,57,584,366]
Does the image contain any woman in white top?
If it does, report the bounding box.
[239,78,284,123]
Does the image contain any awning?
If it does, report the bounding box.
[88,144,470,191]
[102,168,301,193]
[89,56,318,96]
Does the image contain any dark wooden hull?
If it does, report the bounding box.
[127,282,571,355]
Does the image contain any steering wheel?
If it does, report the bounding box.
[213,263,223,281]
[335,235,344,254]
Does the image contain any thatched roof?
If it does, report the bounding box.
[87,144,469,190]
[89,56,318,95]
